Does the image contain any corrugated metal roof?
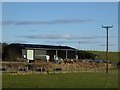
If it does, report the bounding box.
[9,43,77,50]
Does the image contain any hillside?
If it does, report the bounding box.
[86,50,119,63]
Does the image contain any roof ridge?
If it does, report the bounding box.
[9,43,77,50]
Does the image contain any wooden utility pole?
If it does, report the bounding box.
[102,25,113,73]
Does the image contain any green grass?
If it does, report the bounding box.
[2,72,118,88]
[87,51,119,63]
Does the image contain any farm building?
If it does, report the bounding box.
[3,43,78,62]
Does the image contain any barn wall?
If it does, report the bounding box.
[3,45,22,61]
[22,49,27,57]
[34,49,46,60]
[22,49,47,60]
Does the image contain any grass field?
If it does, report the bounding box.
[2,72,118,88]
[2,50,119,88]
[87,51,119,63]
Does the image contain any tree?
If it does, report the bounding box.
[77,50,98,60]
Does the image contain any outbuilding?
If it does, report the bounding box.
[3,43,78,62]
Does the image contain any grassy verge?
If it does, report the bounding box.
[87,51,119,63]
[2,72,118,88]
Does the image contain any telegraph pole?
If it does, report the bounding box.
[102,25,113,73]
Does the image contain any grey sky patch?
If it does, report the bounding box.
[5,40,28,43]
[1,19,95,25]
[44,40,101,44]
[80,36,116,39]
[1,21,15,25]
[99,44,116,46]
[27,29,57,33]
[17,34,116,40]
[18,34,71,39]
[28,29,38,32]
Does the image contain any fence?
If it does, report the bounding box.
[1,61,118,74]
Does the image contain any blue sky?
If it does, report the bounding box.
[2,2,118,51]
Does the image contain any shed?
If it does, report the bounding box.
[3,43,78,62]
